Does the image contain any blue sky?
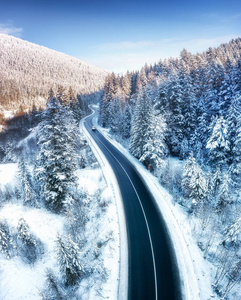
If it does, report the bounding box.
[0,0,241,73]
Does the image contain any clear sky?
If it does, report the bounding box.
[0,0,241,73]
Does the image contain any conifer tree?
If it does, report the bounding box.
[182,152,197,197]
[18,159,36,207]
[139,114,167,169]
[0,222,13,259]
[56,234,84,286]
[43,269,65,300]
[36,93,79,213]
[154,81,168,114]
[232,110,241,176]
[109,97,122,133]
[232,58,241,96]
[227,96,241,164]
[17,218,38,264]
[189,164,207,209]
[122,71,132,101]
[130,85,152,159]
[216,172,231,214]
[165,76,185,156]
[206,116,230,169]
[122,103,132,139]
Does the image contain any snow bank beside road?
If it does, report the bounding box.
[81,116,128,300]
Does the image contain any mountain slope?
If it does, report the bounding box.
[0,33,107,110]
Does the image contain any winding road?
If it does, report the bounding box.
[84,112,182,300]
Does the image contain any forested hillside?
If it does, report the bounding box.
[99,37,241,299]
[100,37,241,165]
[0,33,107,111]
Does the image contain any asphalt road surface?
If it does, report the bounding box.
[84,113,182,300]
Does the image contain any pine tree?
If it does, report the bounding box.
[121,71,132,101]
[130,85,152,159]
[232,109,241,176]
[109,97,122,133]
[180,137,189,160]
[136,67,148,92]
[189,164,207,209]
[216,172,231,214]
[0,222,13,259]
[207,167,222,208]
[154,81,168,114]
[56,234,84,286]
[139,114,167,169]
[182,73,197,142]
[232,58,241,96]
[205,61,224,120]
[219,59,233,116]
[165,75,185,156]
[226,215,241,244]
[206,116,230,169]
[18,158,37,207]
[43,269,65,300]
[17,218,37,264]
[36,95,79,213]
[227,96,241,165]
[181,152,197,197]
[122,103,132,139]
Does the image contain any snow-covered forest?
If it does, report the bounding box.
[0,89,119,299]
[0,33,107,112]
[99,37,241,299]
[1,35,241,299]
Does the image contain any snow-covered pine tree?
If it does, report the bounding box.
[231,101,241,177]
[17,218,38,264]
[121,71,132,101]
[181,152,197,197]
[136,67,148,92]
[130,85,152,159]
[211,167,222,199]
[191,112,209,159]
[36,93,79,213]
[226,96,241,165]
[206,115,230,169]
[181,73,197,142]
[180,137,189,160]
[205,61,224,120]
[219,59,234,117]
[99,73,116,127]
[139,114,167,170]
[231,58,241,97]
[165,75,185,156]
[154,81,168,115]
[122,102,132,139]
[216,172,231,216]
[0,222,13,259]
[189,164,207,210]
[18,158,37,207]
[56,234,84,286]
[43,268,65,300]
[109,97,122,134]
[226,215,241,244]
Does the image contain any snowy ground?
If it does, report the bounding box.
[0,141,120,299]
[90,114,220,300]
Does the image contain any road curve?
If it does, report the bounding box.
[84,113,182,300]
